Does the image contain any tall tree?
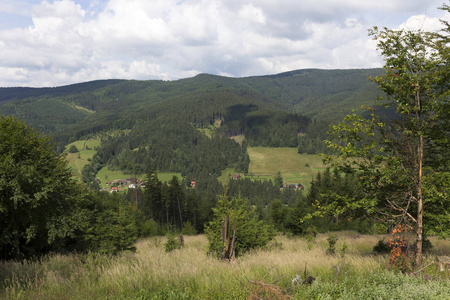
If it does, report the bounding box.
[0,116,87,259]
[324,10,449,267]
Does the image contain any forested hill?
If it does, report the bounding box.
[0,68,383,179]
[0,68,382,136]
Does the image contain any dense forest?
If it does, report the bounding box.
[0,68,385,259]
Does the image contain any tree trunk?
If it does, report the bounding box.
[416,134,424,267]
[415,86,423,268]
[177,195,183,230]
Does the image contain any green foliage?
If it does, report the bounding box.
[0,116,91,259]
[141,219,162,237]
[274,171,283,188]
[322,15,450,266]
[182,221,197,236]
[373,239,391,254]
[295,269,450,299]
[68,144,79,153]
[326,234,338,255]
[339,240,348,258]
[91,193,138,254]
[205,194,276,258]
[303,168,370,233]
[164,232,182,252]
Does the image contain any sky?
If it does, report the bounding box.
[0,0,448,87]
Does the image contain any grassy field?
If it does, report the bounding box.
[1,232,449,299]
[64,139,325,191]
[64,137,181,189]
[247,147,327,190]
[96,166,182,190]
[214,148,326,189]
[65,139,101,181]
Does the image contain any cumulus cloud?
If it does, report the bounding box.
[0,0,447,87]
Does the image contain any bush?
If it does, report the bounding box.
[373,239,391,254]
[165,233,182,252]
[141,219,161,237]
[68,144,79,153]
[205,195,276,258]
[326,234,338,255]
[181,221,197,236]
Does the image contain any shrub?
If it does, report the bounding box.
[141,219,161,237]
[339,240,348,258]
[373,239,391,254]
[205,195,276,258]
[326,234,338,255]
[68,144,79,153]
[182,221,197,236]
[387,224,413,273]
[164,232,182,252]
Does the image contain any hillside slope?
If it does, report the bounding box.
[0,68,384,181]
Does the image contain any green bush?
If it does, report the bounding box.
[141,219,161,237]
[326,234,338,255]
[68,144,79,153]
[182,221,197,236]
[164,233,182,252]
[205,195,276,258]
[373,239,391,254]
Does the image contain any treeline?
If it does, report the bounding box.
[122,167,375,237]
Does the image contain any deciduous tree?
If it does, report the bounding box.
[324,8,449,267]
[0,117,87,259]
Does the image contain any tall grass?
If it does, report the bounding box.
[1,233,449,299]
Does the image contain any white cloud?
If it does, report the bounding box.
[0,0,447,87]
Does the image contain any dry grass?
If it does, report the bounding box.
[1,233,449,299]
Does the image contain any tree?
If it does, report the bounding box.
[0,116,88,259]
[324,10,449,267]
[274,171,284,188]
[205,194,276,258]
[68,144,79,153]
[143,168,162,221]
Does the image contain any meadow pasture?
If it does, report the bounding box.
[2,233,449,299]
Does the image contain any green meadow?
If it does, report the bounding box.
[2,233,449,299]
[65,138,325,191]
[65,139,101,181]
[247,147,327,190]
[218,147,325,189]
[65,138,181,188]
[96,167,181,190]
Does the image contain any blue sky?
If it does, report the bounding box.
[0,0,448,87]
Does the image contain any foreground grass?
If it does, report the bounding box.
[1,233,449,299]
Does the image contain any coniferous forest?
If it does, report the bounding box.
[1,10,450,297]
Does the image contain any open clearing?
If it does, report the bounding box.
[65,137,325,191]
[247,147,327,189]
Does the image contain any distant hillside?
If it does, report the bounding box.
[0,68,385,181]
[0,68,382,137]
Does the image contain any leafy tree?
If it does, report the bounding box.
[205,194,276,258]
[0,116,89,259]
[324,12,449,267]
[68,144,79,153]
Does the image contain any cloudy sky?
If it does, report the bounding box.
[0,0,448,87]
